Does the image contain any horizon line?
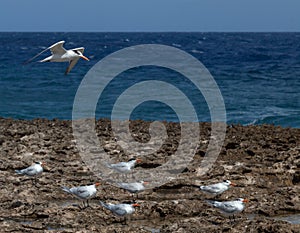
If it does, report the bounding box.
[0,30,300,33]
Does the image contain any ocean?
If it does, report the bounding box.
[0,32,299,128]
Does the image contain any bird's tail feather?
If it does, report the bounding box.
[99,201,110,210]
[205,200,218,206]
[105,162,112,169]
[61,186,72,194]
[15,170,24,175]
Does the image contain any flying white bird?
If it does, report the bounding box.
[24,40,89,75]
[200,180,236,196]
[62,182,100,209]
[15,161,45,184]
[106,158,142,173]
[206,198,249,223]
[99,201,140,217]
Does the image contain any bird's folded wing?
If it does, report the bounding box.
[24,167,36,174]
[202,184,219,192]
[114,206,127,216]
[75,187,90,197]
[117,182,131,189]
[112,163,127,169]
[220,203,237,213]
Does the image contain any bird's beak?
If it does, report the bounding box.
[95,182,101,186]
[80,55,89,61]
[132,203,140,207]
[230,182,236,186]
[243,199,249,203]
[143,181,149,185]
[136,158,142,163]
[42,162,46,166]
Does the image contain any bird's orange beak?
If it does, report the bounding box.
[80,55,89,61]
[242,199,249,203]
[95,182,101,186]
[143,181,149,185]
[136,158,142,163]
[230,182,236,186]
[132,203,140,207]
[42,162,46,166]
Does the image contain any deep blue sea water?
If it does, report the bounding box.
[0,32,299,128]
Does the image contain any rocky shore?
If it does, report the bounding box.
[0,117,299,232]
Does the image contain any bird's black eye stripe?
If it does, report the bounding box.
[73,50,80,55]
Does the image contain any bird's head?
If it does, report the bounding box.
[35,161,46,166]
[73,49,89,61]
[238,198,249,203]
[128,158,142,164]
[136,158,142,163]
[224,180,236,186]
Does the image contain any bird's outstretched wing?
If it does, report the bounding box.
[65,58,80,75]
[23,40,66,65]
[50,41,67,55]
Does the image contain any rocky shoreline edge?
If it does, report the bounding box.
[0,117,299,232]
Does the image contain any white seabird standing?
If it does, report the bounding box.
[62,182,101,209]
[106,158,142,173]
[99,201,140,217]
[15,161,45,184]
[200,180,236,196]
[206,198,249,223]
[116,181,148,199]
